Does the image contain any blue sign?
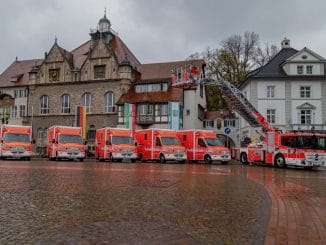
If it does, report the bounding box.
[224,127,231,135]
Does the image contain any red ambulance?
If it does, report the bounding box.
[95,127,137,162]
[177,129,231,164]
[135,129,187,163]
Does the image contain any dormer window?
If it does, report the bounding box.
[135,83,168,93]
[94,65,106,79]
[297,65,303,75]
[306,65,313,74]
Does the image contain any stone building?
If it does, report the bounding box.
[0,13,207,156]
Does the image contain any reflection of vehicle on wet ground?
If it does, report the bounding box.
[95,128,137,162]
[0,125,33,160]
[47,126,86,161]
[177,129,231,164]
[135,129,187,163]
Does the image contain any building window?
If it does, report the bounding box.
[138,104,153,115]
[19,105,26,117]
[306,65,313,74]
[300,86,311,98]
[135,83,169,93]
[61,94,71,114]
[82,93,92,113]
[104,91,115,113]
[12,106,17,118]
[267,86,275,98]
[49,69,60,81]
[94,65,106,79]
[40,95,49,114]
[266,109,276,124]
[118,105,124,124]
[203,120,214,128]
[297,65,303,75]
[300,109,311,124]
[87,125,96,141]
[155,103,168,123]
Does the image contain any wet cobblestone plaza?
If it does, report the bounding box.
[0,160,325,244]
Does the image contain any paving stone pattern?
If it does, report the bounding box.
[0,161,325,244]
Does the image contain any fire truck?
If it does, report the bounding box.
[95,127,137,162]
[0,125,33,160]
[135,129,187,163]
[176,129,231,164]
[47,126,86,161]
[172,66,326,169]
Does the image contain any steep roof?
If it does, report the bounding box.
[248,47,298,78]
[117,86,183,105]
[0,59,43,87]
[137,59,204,81]
[109,36,140,67]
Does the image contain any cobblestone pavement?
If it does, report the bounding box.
[0,160,325,244]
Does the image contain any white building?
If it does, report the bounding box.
[239,38,326,139]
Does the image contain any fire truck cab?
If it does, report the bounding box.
[177,130,231,164]
[95,127,137,162]
[238,131,326,169]
[0,125,33,160]
[47,126,86,161]
[135,129,187,163]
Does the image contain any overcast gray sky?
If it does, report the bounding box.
[1,0,326,73]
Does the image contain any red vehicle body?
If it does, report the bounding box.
[234,131,326,169]
[47,126,85,161]
[95,127,137,162]
[177,130,231,164]
[172,69,326,169]
[0,125,33,160]
[135,129,187,163]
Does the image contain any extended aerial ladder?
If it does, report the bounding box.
[171,65,270,138]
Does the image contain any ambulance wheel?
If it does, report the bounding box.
[159,154,166,164]
[274,154,286,168]
[79,158,84,162]
[204,154,212,164]
[240,152,248,165]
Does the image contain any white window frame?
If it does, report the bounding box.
[40,95,49,114]
[300,86,311,98]
[266,109,276,124]
[19,105,26,117]
[104,91,115,113]
[61,94,71,114]
[82,93,92,113]
[267,86,275,98]
[300,109,311,124]
[297,65,303,74]
[306,65,313,74]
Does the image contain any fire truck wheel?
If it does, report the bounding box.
[240,153,248,165]
[159,154,166,164]
[204,154,212,164]
[274,154,286,168]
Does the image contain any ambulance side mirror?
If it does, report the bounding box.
[105,140,111,145]
[134,142,138,146]
[52,139,55,143]
[32,139,36,144]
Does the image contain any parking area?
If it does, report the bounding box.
[0,160,325,244]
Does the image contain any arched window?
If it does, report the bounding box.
[61,94,71,114]
[104,91,115,112]
[40,95,49,114]
[82,93,92,113]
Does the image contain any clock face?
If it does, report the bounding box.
[49,69,59,81]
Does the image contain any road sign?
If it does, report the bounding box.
[224,127,231,135]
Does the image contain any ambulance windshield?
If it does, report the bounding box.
[112,136,134,145]
[4,133,30,143]
[205,138,224,146]
[59,134,82,144]
[161,137,182,146]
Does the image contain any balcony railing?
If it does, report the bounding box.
[137,115,155,125]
